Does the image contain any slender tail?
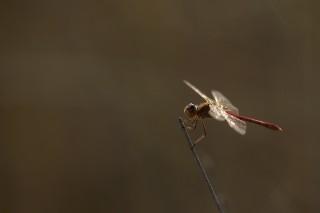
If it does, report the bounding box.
[226,111,282,131]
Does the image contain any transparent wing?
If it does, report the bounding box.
[208,105,225,121]
[184,80,213,103]
[211,90,239,114]
[208,106,246,134]
[222,111,247,135]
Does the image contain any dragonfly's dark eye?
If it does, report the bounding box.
[188,103,197,113]
[188,103,196,112]
[184,103,197,117]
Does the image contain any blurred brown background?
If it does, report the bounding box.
[0,0,319,212]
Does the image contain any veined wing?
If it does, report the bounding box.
[184,80,213,103]
[208,105,246,134]
[208,104,225,121]
[211,90,239,114]
[221,110,246,135]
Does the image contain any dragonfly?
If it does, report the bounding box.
[183,80,282,144]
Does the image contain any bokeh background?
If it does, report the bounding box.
[0,0,319,212]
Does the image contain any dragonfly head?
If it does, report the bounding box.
[184,103,198,117]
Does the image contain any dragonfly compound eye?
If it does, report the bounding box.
[184,103,197,117]
[188,103,196,111]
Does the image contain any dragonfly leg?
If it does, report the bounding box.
[183,116,196,124]
[185,117,199,131]
[191,120,207,149]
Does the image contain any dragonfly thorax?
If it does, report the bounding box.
[184,103,198,117]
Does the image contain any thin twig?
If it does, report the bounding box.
[179,117,224,213]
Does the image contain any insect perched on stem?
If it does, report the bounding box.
[183,80,282,144]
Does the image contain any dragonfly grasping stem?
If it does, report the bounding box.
[178,117,225,213]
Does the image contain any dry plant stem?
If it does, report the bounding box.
[179,117,224,213]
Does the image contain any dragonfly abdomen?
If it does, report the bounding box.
[226,111,282,131]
